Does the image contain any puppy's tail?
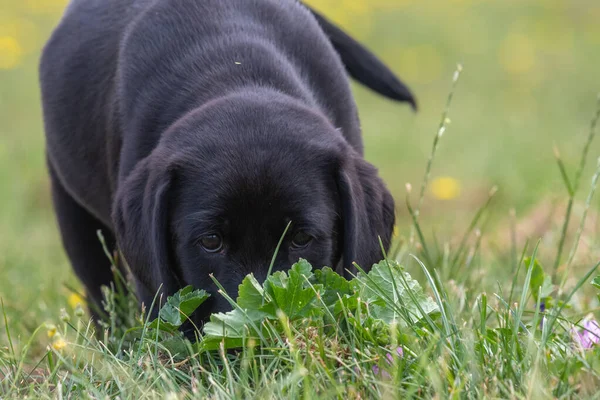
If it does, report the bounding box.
[307,8,417,111]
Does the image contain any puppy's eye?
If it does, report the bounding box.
[198,234,223,252]
[291,231,312,249]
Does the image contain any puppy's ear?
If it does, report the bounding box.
[112,155,181,308]
[337,154,396,277]
[307,7,417,110]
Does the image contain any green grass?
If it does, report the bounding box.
[2,0,600,397]
[2,221,600,398]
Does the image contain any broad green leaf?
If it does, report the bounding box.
[148,286,210,332]
[176,286,211,317]
[201,308,265,350]
[202,309,250,338]
[311,267,352,308]
[146,320,179,333]
[354,260,438,325]
[526,257,554,303]
[237,274,266,310]
[263,259,322,319]
[203,276,276,349]
[157,303,183,327]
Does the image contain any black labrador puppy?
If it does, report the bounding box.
[40,0,416,322]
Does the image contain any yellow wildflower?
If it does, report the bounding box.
[46,324,57,338]
[52,337,67,351]
[0,36,23,70]
[431,177,461,200]
[68,293,85,309]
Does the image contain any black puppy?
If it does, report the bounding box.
[40,0,415,322]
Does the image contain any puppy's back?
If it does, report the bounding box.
[116,0,360,148]
[40,0,361,223]
[40,0,146,223]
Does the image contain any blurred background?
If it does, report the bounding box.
[0,0,599,334]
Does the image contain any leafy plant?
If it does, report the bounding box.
[142,259,440,352]
[148,286,210,333]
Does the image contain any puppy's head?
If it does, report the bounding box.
[113,93,395,323]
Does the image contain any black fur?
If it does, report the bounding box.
[39,0,414,324]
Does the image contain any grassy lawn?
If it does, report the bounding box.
[1,0,600,398]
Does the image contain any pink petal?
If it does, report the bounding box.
[583,320,600,345]
[385,347,404,364]
[396,346,404,357]
[572,319,600,349]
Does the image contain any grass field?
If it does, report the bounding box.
[1,0,600,398]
